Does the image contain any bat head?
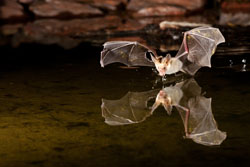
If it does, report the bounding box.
[151,53,172,76]
[151,90,173,115]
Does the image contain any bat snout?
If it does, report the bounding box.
[158,69,166,76]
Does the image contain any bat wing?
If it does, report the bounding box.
[101,89,159,126]
[176,27,225,75]
[100,41,155,67]
[177,96,227,146]
[176,78,202,99]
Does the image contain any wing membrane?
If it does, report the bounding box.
[175,27,225,75]
[100,41,155,67]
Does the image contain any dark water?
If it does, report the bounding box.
[0,43,249,167]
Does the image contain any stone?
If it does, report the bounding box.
[24,16,121,35]
[159,21,211,29]
[135,6,186,17]
[221,1,250,13]
[6,16,122,48]
[18,0,34,4]
[219,13,250,26]
[0,24,23,36]
[128,0,206,13]
[0,0,25,19]
[91,0,127,11]
[29,0,103,17]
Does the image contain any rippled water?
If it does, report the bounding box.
[0,44,249,167]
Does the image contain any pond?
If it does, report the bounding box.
[0,35,249,167]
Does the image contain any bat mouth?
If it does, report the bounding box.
[158,70,166,76]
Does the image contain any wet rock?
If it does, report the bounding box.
[135,6,186,17]
[18,0,35,4]
[6,16,123,49]
[23,16,121,35]
[30,0,103,18]
[0,13,215,49]
[159,21,211,29]
[128,0,206,16]
[0,0,25,19]
[219,13,250,26]
[0,24,23,36]
[221,1,250,13]
[91,0,127,11]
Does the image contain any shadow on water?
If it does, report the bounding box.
[0,41,249,167]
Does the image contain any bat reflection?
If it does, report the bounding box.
[101,79,226,146]
[101,89,159,125]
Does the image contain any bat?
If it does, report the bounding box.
[100,27,225,76]
[101,89,159,126]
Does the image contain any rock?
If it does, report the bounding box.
[221,1,250,13]
[6,16,123,49]
[128,0,206,12]
[18,0,34,4]
[0,24,23,36]
[159,21,211,29]
[91,0,127,11]
[219,13,250,26]
[30,0,103,18]
[135,6,186,17]
[0,0,25,19]
[25,16,121,34]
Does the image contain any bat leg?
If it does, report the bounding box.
[183,33,189,53]
[177,104,190,137]
[184,108,190,137]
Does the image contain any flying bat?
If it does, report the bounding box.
[100,27,225,76]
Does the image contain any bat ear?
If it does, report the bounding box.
[163,103,172,115]
[162,54,171,64]
[166,53,171,60]
[150,53,158,63]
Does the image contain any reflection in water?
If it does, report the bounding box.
[101,78,227,146]
[101,89,159,125]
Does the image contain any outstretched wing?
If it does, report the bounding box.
[176,27,225,75]
[101,89,159,126]
[177,97,227,146]
[100,41,155,67]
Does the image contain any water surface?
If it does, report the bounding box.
[0,44,249,167]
